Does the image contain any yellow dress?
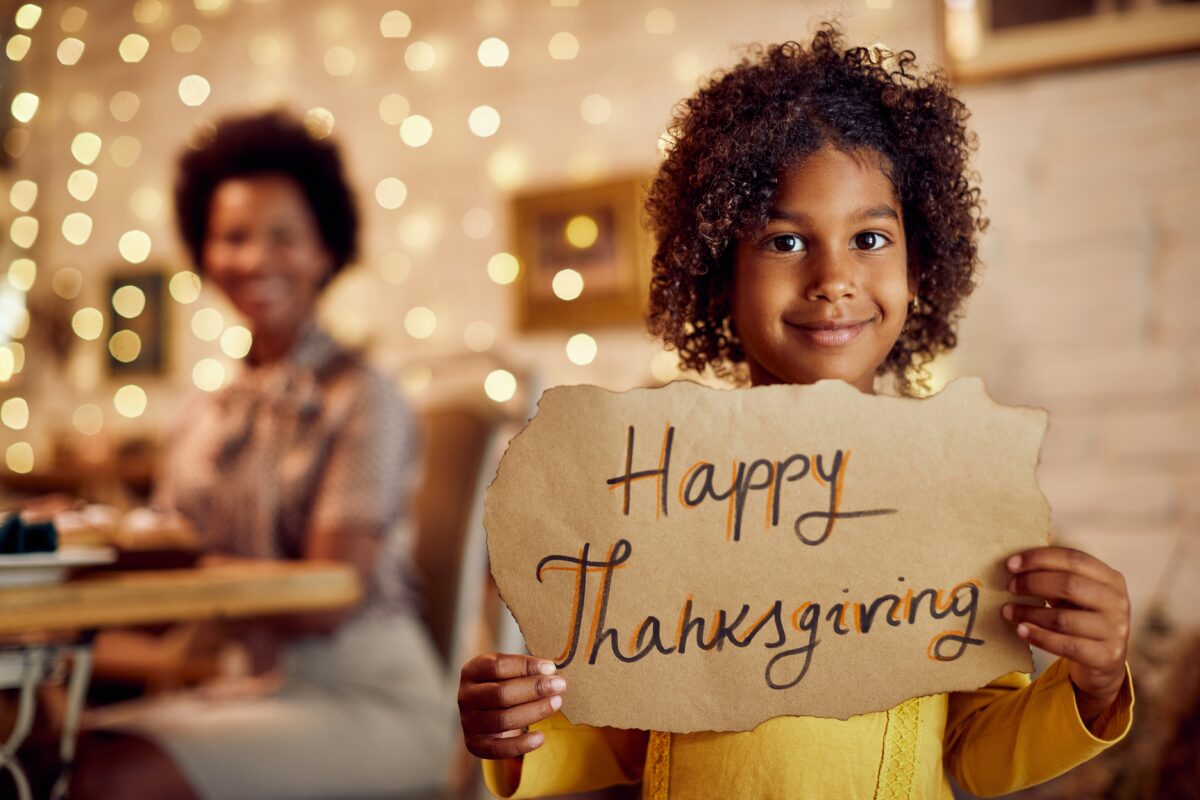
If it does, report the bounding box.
[484,658,1133,799]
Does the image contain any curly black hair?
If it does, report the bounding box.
[646,22,987,393]
[174,110,359,280]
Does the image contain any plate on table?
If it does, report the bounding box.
[0,546,118,588]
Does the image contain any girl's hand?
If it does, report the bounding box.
[458,653,566,760]
[1003,546,1130,726]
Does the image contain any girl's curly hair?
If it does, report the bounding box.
[645,22,987,393]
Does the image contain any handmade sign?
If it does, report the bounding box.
[484,378,1049,732]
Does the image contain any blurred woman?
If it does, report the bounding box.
[71,111,451,800]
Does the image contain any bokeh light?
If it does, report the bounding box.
[405,41,436,71]
[462,208,493,239]
[113,384,147,418]
[15,4,43,30]
[484,369,517,403]
[6,36,32,62]
[399,114,432,147]
[401,364,431,394]
[192,358,226,391]
[191,307,224,341]
[468,105,501,137]
[566,333,598,365]
[62,212,93,245]
[7,258,35,292]
[72,307,104,340]
[57,37,86,65]
[650,350,682,382]
[397,211,442,251]
[132,0,163,25]
[169,271,202,304]
[463,320,495,352]
[67,169,98,201]
[404,306,437,339]
[6,443,34,474]
[52,267,82,299]
[11,92,39,123]
[565,215,599,249]
[110,135,141,167]
[118,230,151,263]
[375,177,408,209]
[171,24,202,52]
[486,252,519,285]
[220,325,252,358]
[580,93,612,125]
[60,6,87,31]
[324,45,355,76]
[119,33,150,62]
[71,132,102,164]
[110,91,140,122]
[112,284,146,318]
[72,404,103,435]
[9,181,37,212]
[378,93,410,125]
[131,187,163,220]
[477,37,509,67]
[548,32,579,60]
[1,398,29,430]
[486,146,526,188]
[552,269,584,300]
[380,10,412,38]
[178,75,211,106]
[10,216,38,248]
[108,330,142,362]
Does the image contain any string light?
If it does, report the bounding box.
[463,320,495,352]
[10,216,38,248]
[67,169,98,202]
[113,384,147,418]
[375,177,407,209]
[8,259,36,292]
[15,5,43,30]
[484,369,517,403]
[303,107,335,138]
[5,443,34,474]
[71,307,104,340]
[171,24,202,52]
[565,333,597,365]
[169,270,202,303]
[119,33,150,62]
[462,208,493,239]
[6,35,32,61]
[380,10,412,38]
[112,284,146,318]
[548,32,579,60]
[378,93,410,125]
[324,46,355,76]
[565,215,599,248]
[552,268,584,300]
[1,398,29,430]
[9,181,37,212]
[6,343,24,374]
[486,252,519,285]
[220,325,252,358]
[179,75,211,106]
[399,115,432,147]
[404,306,437,339]
[191,307,223,340]
[71,132,102,164]
[72,404,103,435]
[477,37,509,67]
[57,37,86,65]
[62,212,93,245]
[468,105,501,137]
[0,349,14,382]
[108,330,142,362]
[52,267,82,299]
[109,91,140,122]
[11,92,39,123]
[192,358,226,391]
[404,41,436,71]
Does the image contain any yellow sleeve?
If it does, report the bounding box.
[944,657,1134,797]
[481,712,647,799]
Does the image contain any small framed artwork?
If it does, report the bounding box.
[941,0,1200,83]
[107,271,166,375]
[511,176,652,331]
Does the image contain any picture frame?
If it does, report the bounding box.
[941,0,1200,83]
[511,176,652,332]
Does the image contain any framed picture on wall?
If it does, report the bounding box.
[941,0,1200,83]
[511,176,652,331]
[107,271,166,375]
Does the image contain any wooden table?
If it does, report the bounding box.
[0,560,361,800]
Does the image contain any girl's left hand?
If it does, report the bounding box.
[1003,546,1130,726]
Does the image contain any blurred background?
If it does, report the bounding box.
[0,0,1197,798]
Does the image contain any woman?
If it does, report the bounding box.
[71,112,452,800]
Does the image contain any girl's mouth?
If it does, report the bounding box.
[787,320,869,347]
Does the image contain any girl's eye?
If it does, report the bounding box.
[767,234,805,253]
[853,231,890,251]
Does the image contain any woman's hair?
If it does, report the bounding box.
[174,110,359,278]
[645,22,987,392]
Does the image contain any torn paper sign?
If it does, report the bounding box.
[484,378,1049,732]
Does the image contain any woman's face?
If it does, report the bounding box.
[730,145,915,393]
[202,174,332,338]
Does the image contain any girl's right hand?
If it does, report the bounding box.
[458,653,566,760]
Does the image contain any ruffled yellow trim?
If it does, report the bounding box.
[643,731,671,800]
[875,698,922,799]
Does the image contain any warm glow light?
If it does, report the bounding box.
[566,333,598,365]
[220,325,252,358]
[112,284,146,318]
[8,259,36,292]
[15,5,43,30]
[644,8,675,34]
[113,384,147,418]
[191,307,223,340]
[6,35,32,61]
[468,105,501,137]
[171,24,202,52]
[1,398,29,430]
[52,267,82,299]
[169,271,202,304]
[10,216,38,248]
[71,132,101,164]
[378,251,411,284]
[463,320,495,352]
[566,151,605,182]
[194,0,230,13]
[404,306,437,339]
[118,230,151,263]
[548,32,579,60]
[486,147,525,188]
[477,37,509,67]
[401,364,431,394]
[67,169,98,201]
[375,177,407,210]
[650,350,681,382]
[399,114,432,147]
[462,208,493,239]
[119,33,150,62]
[178,74,211,106]
[62,212,93,245]
[57,37,85,65]
[0,348,13,382]
[565,215,599,249]
[111,135,141,167]
[324,45,355,76]
[580,93,612,125]
[6,443,34,474]
[405,41,436,71]
[484,369,517,403]
[130,187,163,220]
[108,330,142,362]
[380,9,412,38]
[73,404,103,435]
[486,252,519,285]
[133,0,163,24]
[57,5,87,30]
[378,93,409,125]
[109,91,140,122]
[72,307,104,340]
[11,92,39,123]
[398,211,441,251]
[192,358,226,391]
[552,268,584,301]
[300,107,333,139]
[9,181,37,212]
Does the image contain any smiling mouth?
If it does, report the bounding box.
[785,319,870,347]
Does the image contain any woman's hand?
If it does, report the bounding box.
[1003,546,1130,727]
[458,653,566,760]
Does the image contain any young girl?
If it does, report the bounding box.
[458,24,1133,798]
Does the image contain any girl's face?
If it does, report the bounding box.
[203,174,332,339]
[731,145,915,393]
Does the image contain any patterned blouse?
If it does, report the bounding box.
[154,324,420,616]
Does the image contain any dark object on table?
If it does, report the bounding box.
[0,513,59,554]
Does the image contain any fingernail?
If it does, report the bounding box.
[548,677,566,692]
[537,661,556,675]
[1002,604,1013,621]
[1017,623,1029,638]
[1007,555,1022,572]
[549,695,562,711]
[529,732,545,747]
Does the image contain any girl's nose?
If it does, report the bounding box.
[804,249,857,303]
[231,239,269,275]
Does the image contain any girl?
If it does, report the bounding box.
[458,24,1132,798]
